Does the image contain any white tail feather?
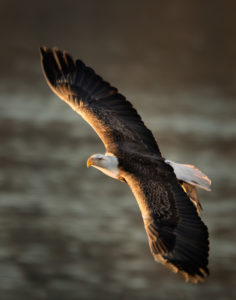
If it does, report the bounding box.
[165,160,211,191]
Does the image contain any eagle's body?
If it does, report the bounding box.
[40,47,211,283]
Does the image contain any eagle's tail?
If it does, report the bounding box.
[165,160,211,191]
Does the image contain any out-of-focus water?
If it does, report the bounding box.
[0,1,236,299]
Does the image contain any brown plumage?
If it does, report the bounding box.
[40,47,210,283]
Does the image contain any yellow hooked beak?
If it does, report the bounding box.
[87,157,94,168]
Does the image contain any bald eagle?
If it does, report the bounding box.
[40,47,211,283]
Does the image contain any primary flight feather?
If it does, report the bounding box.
[40,47,211,283]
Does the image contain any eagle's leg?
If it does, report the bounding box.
[118,176,127,183]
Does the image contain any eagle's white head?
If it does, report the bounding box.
[87,153,120,180]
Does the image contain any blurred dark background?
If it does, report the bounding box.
[0,1,235,299]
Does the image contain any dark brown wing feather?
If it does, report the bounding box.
[40,47,161,157]
[122,158,209,283]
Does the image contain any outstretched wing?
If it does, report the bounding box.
[40,47,161,157]
[123,159,209,283]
